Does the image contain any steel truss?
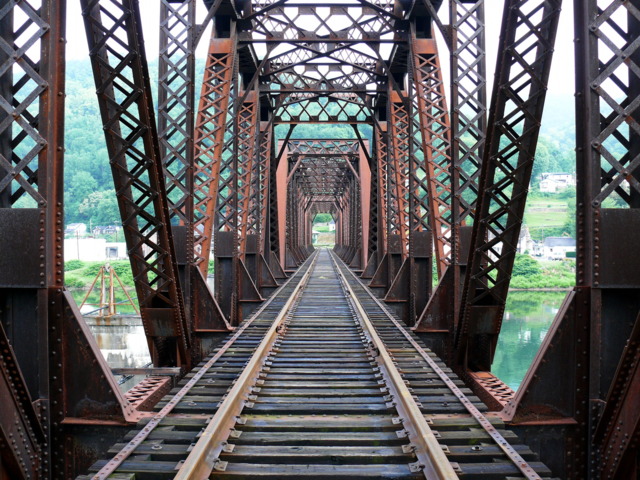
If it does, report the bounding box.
[502,1,640,478]
[82,0,191,368]
[1,0,640,478]
[1,2,145,478]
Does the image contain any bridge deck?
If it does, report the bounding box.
[79,250,556,480]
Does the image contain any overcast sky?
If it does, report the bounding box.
[65,0,575,97]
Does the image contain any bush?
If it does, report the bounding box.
[83,262,106,277]
[102,261,134,287]
[64,274,86,288]
[64,259,84,271]
[512,254,542,277]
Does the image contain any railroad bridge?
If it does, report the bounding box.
[1,0,639,478]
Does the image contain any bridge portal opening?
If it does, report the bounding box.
[312,213,336,247]
[277,138,371,270]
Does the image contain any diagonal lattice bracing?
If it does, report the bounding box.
[237,92,260,255]
[257,124,273,243]
[81,0,190,367]
[388,91,410,255]
[411,36,452,277]
[589,0,640,208]
[450,0,487,232]
[456,0,561,371]
[193,36,236,274]
[158,0,195,229]
[0,0,48,208]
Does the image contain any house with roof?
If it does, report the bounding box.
[543,236,576,260]
[539,172,576,193]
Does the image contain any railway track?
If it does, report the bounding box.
[79,249,556,480]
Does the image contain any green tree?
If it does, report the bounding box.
[314,213,333,223]
[66,170,98,222]
[78,190,120,226]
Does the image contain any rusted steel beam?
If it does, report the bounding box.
[594,312,640,479]
[384,84,433,325]
[364,122,390,280]
[158,0,195,229]
[505,2,640,478]
[413,0,487,359]
[0,323,43,480]
[455,0,561,371]
[193,34,236,276]
[158,0,230,338]
[1,3,146,477]
[387,91,410,257]
[157,0,231,343]
[448,0,486,233]
[361,126,383,278]
[81,0,190,368]
[237,91,259,256]
[411,35,452,279]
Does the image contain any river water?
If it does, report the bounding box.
[86,290,567,393]
[492,290,567,390]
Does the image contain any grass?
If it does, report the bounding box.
[524,197,569,228]
[66,260,138,314]
[510,258,575,289]
[65,260,134,288]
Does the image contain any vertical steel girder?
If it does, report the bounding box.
[412,0,487,361]
[387,91,411,256]
[160,1,231,335]
[411,36,453,279]
[1,2,142,478]
[380,84,433,325]
[81,0,190,368]
[258,123,273,248]
[449,0,487,234]
[267,131,288,277]
[361,125,383,278]
[213,82,264,324]
[237,92,259,255]
[503,1,640,478]
[455,0,561,371]
[193,34,236,276]
[0,4,63,479]
[158,0,196,332]
[158,0,195,229]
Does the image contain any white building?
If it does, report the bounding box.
[543,237,576,260]
[539,173,576,193]
[65,238,128,261]
[517,225,535,254]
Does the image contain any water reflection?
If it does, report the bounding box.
[492,291,567,391]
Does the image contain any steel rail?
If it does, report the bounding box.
[89,254,316,480]
[329,253,458,480]
[330,250,543,480]
[174,251,320,480]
